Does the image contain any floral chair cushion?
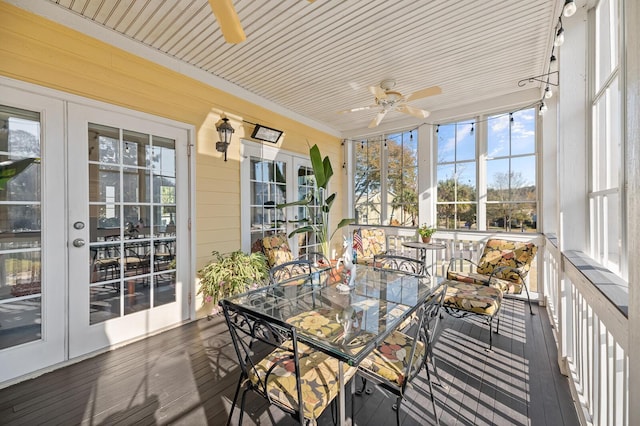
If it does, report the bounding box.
[287,308,344,340]
[447,271,523,294]
[442,280,503,316]
[354,228,387,265]
[477,239,537,283]
[248,343,357,420]
[359,330,425,387]
[261,234,294,267]
[447,239,537,295]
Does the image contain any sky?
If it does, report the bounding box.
[437,108,536,188]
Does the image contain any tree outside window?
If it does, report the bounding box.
[436,121,477,230]
[353,130,419,226]
[486,110,537,232]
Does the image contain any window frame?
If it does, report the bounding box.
[434,109,538,233]
[587,0,625,276]
[352,129,419,227]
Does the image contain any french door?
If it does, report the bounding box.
[241,142,319,256]
[0,85,66,383]
[67,103,190,358]
[0,78,192,386]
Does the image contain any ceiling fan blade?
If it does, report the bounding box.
[368,111,388,128]
[397,104,430,118]
[208,0,246,44]
[338,104,377,114]
[406,85,442,101]
[369,85,387,99]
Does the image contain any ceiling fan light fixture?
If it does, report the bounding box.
[347,80,441,128]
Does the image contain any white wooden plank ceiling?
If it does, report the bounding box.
[37,0,562,136]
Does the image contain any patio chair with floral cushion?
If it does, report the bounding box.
[441,279,504,350]
[370,253,447,388]
[220,299,357,426]
[446,238,538,314]
[252,234,294,268]
[356,281,448,426]
[353,227,387,266]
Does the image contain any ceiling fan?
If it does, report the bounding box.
[341,79,442,128]
[208,0,315,44]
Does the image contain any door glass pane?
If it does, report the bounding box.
[88,124,176,324]
[0,105,42,350]
[296,165,318,255]
[249,157,288,250]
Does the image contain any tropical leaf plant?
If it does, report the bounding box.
[278,144,355,258]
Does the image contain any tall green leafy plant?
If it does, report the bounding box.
[278,144,355,258]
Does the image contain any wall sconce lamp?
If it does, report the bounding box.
[215,117,234,161]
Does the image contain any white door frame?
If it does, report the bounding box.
[0,77,196,384]
[240,141,312,255]
[67,103,192,358]
[0,83,66,384]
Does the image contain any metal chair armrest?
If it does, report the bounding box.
[446,257,479,276]
[489,265,525,282]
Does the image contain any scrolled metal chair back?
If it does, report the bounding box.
[373,254,426,276]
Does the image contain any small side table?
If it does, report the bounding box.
[401,241,447,277]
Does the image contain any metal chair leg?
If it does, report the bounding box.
[226,378,242,426]
[488,317,494,350]
[355,376,372,395]
[424,360,440,425]
[523,282,534,315]
[393,396,403,426]
[237,386,249,426]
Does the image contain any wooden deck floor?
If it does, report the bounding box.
[0,299,579,425]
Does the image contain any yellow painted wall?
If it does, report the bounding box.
[0,2,346,272]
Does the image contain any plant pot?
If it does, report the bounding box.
[421,236,431,243]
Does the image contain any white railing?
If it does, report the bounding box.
[543,236,561,327]
[351,225,542,291]
[347,225,630,425]
[550,247,628,426]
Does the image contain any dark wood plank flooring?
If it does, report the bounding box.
[0,299,579,425]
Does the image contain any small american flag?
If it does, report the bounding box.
[353,230,363,253]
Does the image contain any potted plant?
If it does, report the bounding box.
[197,250,269,316]
[418,224,436,243]
[278,144,355,260]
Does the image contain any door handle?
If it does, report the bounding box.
[72,238,85,247]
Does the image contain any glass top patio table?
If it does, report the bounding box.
[223,265,438,366]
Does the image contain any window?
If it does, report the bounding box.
[353,130,418,226]
[589,0,621,272]
[486,110,537,232]
[436,110,537,233]
[0,105,42,349]
[249,157,287,242]
[354,137,382,224]
[436,121,477,230]
[295,165,321,254]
